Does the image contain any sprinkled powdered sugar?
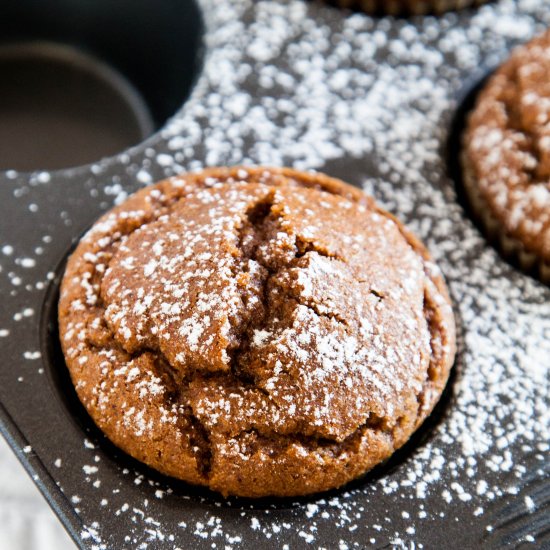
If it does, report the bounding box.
[0,0,548,548]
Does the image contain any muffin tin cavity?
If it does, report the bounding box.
[0,0,204,171]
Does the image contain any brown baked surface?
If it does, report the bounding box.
[332,0,488,15]
[58,166,455,498]
[463,30,550,264]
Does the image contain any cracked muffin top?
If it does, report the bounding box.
[463,29,550,265]
[331,0,489,16]
[59,166,455,497]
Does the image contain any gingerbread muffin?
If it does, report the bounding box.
[58,167,455,498]
[463,30,550,283]
[331,0,489,16]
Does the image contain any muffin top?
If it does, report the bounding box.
[332,0,488,16]
[59,167,455,497]
[464,30,550,263]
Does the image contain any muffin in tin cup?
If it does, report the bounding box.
[463,30,550,283]
[58,166,456,498]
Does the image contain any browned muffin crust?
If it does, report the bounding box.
[332,0,489,15]
[463,30,550,277]
[58,167,455,498]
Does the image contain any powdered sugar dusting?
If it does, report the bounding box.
[0,0,548,548]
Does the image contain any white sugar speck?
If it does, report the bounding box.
[19,258,36,268]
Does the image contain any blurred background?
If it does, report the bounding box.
[0,437,74,549]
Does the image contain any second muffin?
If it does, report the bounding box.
[463,30,550,283]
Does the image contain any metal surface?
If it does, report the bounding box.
[0,0,548,548]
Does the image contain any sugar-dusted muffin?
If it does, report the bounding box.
[332,0,489,15]
[58,167,456,498]
[463,30,550,283]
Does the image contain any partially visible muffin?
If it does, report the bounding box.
[463,30,550,283]
[332,0,489,15]
[58,167,455,498]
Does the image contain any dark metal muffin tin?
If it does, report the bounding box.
[1,1,549,548]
